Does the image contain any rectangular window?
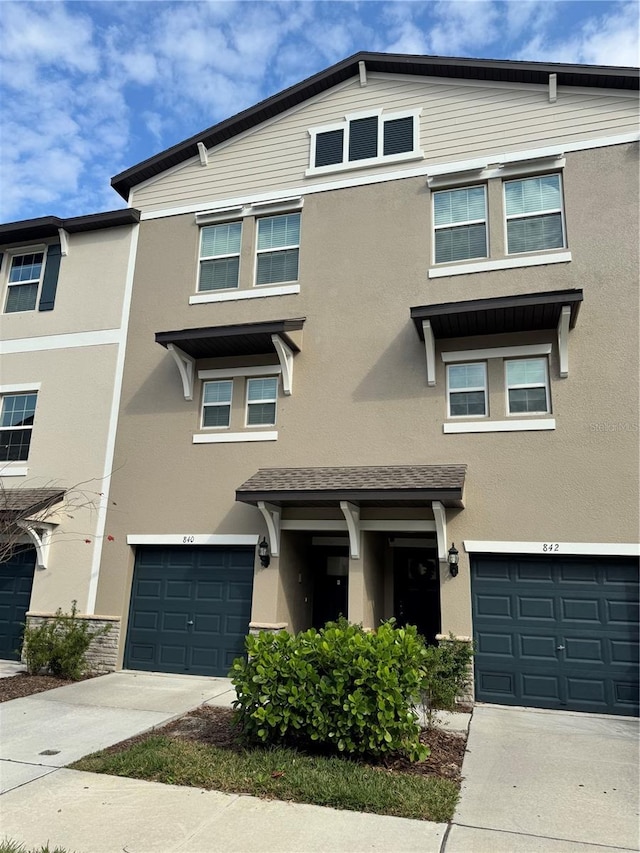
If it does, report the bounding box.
[447,363,487,417]
[246,377,278,426]
[202,380,232,428]
[504,174,565,254]
[0,392,37,461]
[506,358,550,414]
[434,186,487,264]
[313,112,416,169]
[5,253,44,313]
[256,213,300,285]
[198,222,242,291]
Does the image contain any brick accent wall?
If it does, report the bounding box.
[25,613,121,673]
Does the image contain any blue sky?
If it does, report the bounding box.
[1,1,638,223]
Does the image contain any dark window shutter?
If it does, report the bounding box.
[0,253,4,273]
[348,116,378,161]
[38,243,62,312]
[315,129,344,167]
[383,117,414,156]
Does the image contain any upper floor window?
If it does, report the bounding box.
[198,223,241,292]
[433,186,487,264]
[202,380,233,428]
[5,252,44,313]
[505,358,550,414]
[246,377,278,426]
[504,174,565,255]
[256,213,300,286]
[447,363,487,417]
[309,110,421,174]
[0,392,37,461]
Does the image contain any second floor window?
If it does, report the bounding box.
[0,392,38,461]
[447,363,487,417]
[433,186,488,264]
[505,358,550,414]
[246,377,278,426]
[198,222,242,292]
[504,174,565,254]
[256,214,300,286]
[5,253,44,313]
[202,380,233,428]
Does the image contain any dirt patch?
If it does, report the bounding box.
[0,671,104,702]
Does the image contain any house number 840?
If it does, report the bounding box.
[182,535,195,544]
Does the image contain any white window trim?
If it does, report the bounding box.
[432,184,488,266]
[442,344,552,363]
[306,108,423,177]
[0,387,39,468]
[505,357,551,417]
[190,283,300,304]
[447,362,488,419]
[193,431,278,444]
[428,251,572,278]
[504,173,566,256]
[201,379,233,430]
[245,376,278,428]
[198,222,242,295]
[3,246,48,314]
[444,418,555,433]
[0,461,29,477]
[198,365,281,380]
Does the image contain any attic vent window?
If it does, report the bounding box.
[309,109,422,175]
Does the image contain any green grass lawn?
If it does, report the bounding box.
[72,735,459,822]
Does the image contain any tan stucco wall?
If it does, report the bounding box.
[97,142,639,644]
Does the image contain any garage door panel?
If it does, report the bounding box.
[0,548,36,660]
[125,546,254,677]
[472,555,639,716]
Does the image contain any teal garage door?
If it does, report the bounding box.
[0,547,36,660]
[472,555,639,716]
[125,546,254,676]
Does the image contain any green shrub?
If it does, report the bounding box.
[421,635,473,724]
[230,619,429,762]
[22,601,110,680]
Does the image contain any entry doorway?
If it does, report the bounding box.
[393,547,441,644]
[312,546,348,629]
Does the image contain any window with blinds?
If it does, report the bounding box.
[256,213,300,285]
[198,222,241,291]
[505,175,565,255]
[433,186,488,264]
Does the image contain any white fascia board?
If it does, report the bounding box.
[193,431,278,443]
[429,252,572,278]
[139,132,640,222]
[199,365,281,380]
[464,540,640,557]
[189,284,300,304]
[0,329,121,355]
[127,534,259,546]
[442,344,552,363]
[444,418,556,433]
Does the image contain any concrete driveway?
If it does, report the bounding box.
[446,704,640,852]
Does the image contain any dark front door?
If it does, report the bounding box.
[125,546,254,677]
[394,548,441,644]
[312,547,348,629]
[472,554,639,715]
[0,546,36,660]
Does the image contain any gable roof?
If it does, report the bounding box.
[111,51,639,200]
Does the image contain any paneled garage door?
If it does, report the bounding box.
[0,547,36,660]
[125,546,254,677]
[472,555,639,716]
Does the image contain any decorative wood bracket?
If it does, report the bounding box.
[432,501,447,561]
[167,344,195,400]
[548,73,557,103]
[17,520,57,569]
[197,142,209,166]
[58,228,69,256]
[257,501,281,557]
[339,501,361,559]
[422,320,436,386]
[557,305,571,378]
[359,60,367,87]
[271,334,294,395]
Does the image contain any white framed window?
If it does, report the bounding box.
[246,377,278,426]
[4,251,45,313]
[198,222,242,292]
[504,174,565,255]
[447,363,487,418]
[433,186,487,264]
[309,109,421,173]
[505,358,550,415]
[255,214,300,286]
[202,380,233,428]
[0,392,38,461]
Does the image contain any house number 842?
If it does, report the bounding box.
[542,543,559,552]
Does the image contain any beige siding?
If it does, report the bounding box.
[132,75,638,213]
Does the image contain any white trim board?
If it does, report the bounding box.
[0,382,41,393]
[429,252,572,279]
[198,365,281,380]
[281,520,436,532]
[442,344,552,363]
[127,534,259,546]
[138,133,639,222]
[0,329,121,355]
[464,540,640,557]
[189,284,300,304]
[193,431,278,444]
[444,418,555,434]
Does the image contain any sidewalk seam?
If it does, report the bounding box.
[450,821,639,851]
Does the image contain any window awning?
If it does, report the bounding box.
[411,289,583,384]
[156,318,305,400]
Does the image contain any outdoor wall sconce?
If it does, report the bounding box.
[448,543,459,577]
[258,537,271,568]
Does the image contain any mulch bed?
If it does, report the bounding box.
[0,672,76,702]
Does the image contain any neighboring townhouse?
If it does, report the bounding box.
[0,209,140,662]
[91,52,638,715]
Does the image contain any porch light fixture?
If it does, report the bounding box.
[448,543,459,577]
[258,537,271,568]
